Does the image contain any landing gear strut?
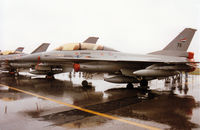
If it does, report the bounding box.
[9,71,15,75]
[139,79,149,90]
[9,69,17,76]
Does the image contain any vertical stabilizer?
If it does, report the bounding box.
[31,43,50,54]
[15,47,24,53]
[163,28,196,51]
[149,28,196,57]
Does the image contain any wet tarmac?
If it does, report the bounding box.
[0,72,200,130]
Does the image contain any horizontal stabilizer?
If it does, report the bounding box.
[83,37,99,44]
[31,43,50,54]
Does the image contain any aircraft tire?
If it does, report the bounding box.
[140,79,148,87]
[126,83,133,89]
[82,80,88,87]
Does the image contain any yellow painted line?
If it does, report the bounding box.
[0,84,161,130]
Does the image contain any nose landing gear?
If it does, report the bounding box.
[82,80,89,87]
[81,80,93,88]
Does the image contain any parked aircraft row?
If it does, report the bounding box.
[0,43,50,74]
[0,28,199,89]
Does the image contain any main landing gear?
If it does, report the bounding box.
[139,79,149,90]
[126,83,134,89]
[140,79,148,87]
[81,80,92,88]
[126,79,149,90]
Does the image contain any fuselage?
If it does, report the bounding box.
[9,49,193,76]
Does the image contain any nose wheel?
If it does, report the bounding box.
[82,80,89,87]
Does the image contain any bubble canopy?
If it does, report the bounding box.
[54,43,117,51]
[0,51,21,55]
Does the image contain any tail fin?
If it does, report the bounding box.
[163,28,196,51]
[150,28,196,57]
[31,43,50,54]
[14,47,24,53]
[83,37,99,44]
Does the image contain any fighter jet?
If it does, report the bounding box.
[0,47,24,55]
[0,47,25,73]
[7,29,198,88]
[0,43,50,74]
[5,37,99,76]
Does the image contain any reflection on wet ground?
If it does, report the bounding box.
[110,92,198,129]
[0,72,200,130]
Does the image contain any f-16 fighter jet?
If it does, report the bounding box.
[0,43,50,74]
[0,47,24,55]
[7,29,198,88]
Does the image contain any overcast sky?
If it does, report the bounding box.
[0,0,200,59]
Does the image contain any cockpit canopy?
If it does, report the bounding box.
[0,50,21,55]
[54,43,117,51]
